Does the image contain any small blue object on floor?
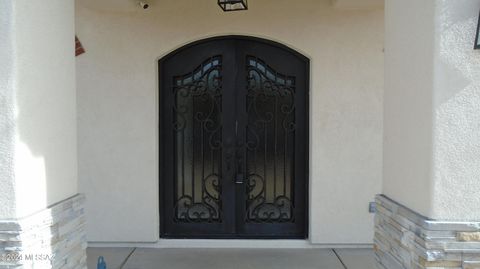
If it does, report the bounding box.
[97,256,106,269]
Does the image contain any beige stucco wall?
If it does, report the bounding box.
[432,0,480,220]
[383,0,480,221]
[76,0,384,243]
[0,0,78,218]
[0,0,17,219]
[383,0,436,219]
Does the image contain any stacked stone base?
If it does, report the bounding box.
[0,194,87,268]
[375,195,480,269]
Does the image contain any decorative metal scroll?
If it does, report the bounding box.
[245,56,296,223]
[172,56,223,223]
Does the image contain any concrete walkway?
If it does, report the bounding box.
[87,247,375,269]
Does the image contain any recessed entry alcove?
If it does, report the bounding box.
[159,36,309,239]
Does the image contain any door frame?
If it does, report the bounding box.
[158,35,310,239]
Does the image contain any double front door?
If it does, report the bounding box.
[160,36,308,238]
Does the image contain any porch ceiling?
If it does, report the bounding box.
[76,0,383,13]
[332,0,384,9]
[76,0,159,12]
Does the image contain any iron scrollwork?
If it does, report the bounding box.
[245,56,296,223]
[172,56,223,223]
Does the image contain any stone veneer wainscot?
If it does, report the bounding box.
[0,194,87,268]
[375,195,480,269]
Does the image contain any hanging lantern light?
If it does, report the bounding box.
[475,10,480,49]
[218,0,248,12]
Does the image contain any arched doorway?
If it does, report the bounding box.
[159,36,309,238]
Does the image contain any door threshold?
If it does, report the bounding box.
[88,239,373,249]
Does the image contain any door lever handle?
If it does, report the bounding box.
[234,142,244,184]
[235,173,244,184]
[225,152,233,172]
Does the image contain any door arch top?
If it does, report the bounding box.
[158,35,310,65]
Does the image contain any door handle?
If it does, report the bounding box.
[235,153,244,184]
[235,173,244,184]
[225,137,234,172]
[225,152,233,172]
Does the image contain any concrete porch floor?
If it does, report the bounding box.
[87,247,375,269]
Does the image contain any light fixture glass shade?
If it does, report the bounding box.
[218,0,248,12]
[475,10,480,49]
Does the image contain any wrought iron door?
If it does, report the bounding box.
[160,36,308,238]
